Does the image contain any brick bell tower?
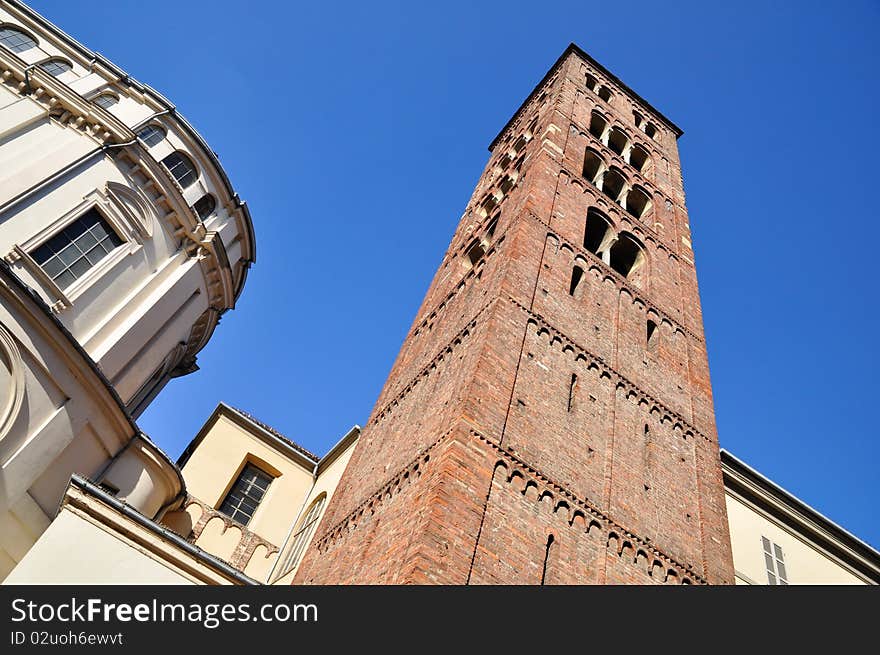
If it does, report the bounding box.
[295,44,734,585]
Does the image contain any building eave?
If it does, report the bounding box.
[3,0,256,273]
[488,42,684,153]
[721,449,880,583]
[177,403,320,472]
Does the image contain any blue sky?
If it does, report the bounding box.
[29,1,879,548]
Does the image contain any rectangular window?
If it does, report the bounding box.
[218,464,273,525]
[30,208,123,290]
[762,536,788,585]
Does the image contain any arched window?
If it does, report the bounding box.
[609,232,646,281]
[601,168,627,204]
[93,93,118,109]
[278,494,327,578]
[645,123,658,140]
[39,58,72,77]
[589,112,607,140]
[584,207,614,256]
[598,86,612,102]
[585,73,598,92]
[136,124,166,147]
[632,111,644,129]
[161,151,198,188]
[582,148,604,185]
[608,127,629,157]
[628,144,650,174]
[0,25,37,53]
[625,185,652,219]
[192,194,216,220]
[569,265,584,297]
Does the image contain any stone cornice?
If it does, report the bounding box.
[0,49,129,145]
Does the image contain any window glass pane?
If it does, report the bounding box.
[0,27,37,53]
[76,230,98,252]
[94,94,118,109]
[193,195,216,220]
[764,551,775,574]
[279,496,326,577]
[30,208,122,289]
[761,536,772,554]
[137,125,165,147]
[773,543,784,560]
[218,464,272,525]
[162,152,198,189]
[776,559,787,581]
[767,572,777,585]
[40,59,71,77]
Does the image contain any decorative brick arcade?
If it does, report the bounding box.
[294,44,734,585]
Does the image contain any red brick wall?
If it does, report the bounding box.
[294,47,734,585]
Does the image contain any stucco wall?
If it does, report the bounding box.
[725,492,867,585]
[4,508,192,585]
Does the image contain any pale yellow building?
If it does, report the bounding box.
[721,450,879,585]
[5,404,358,585]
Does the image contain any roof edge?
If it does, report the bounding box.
[721,449,880,582]
[488,42,683,153]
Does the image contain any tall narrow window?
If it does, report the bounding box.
[762,537,788,585]
[162,151,199,188]
[278,494,327,577]
[218,464,273,525]
[582,149,604,184]
[30,208,124,290]
[646,319,658,350]
[569,265,584,297]
[567,373,577,412]
[0,26,37,53]
[541,534,555,585]
[584,208,612,256]
[465,239,485,268]
[608,232,646,280]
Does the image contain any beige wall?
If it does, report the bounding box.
[725,491,868,585]
[4,504,194,585]
[179,413,315,547]
[271,437,357,584]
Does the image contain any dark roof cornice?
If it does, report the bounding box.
[489,42,683,153]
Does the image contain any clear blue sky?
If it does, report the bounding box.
[29,1,879,548]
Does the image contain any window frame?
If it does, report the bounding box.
[762,536,789,585]
[29,207,125,292]
[38,57,73,78]
[217,462,274,526]
[136,124,167,148]
[9,189,141,311]
[275,493,327,580]
[161,150,199,189]
[0,24,38,53]
[93,92,119,110]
